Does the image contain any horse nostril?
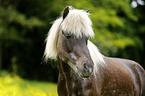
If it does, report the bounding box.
[83,63,93,73]
[84,63,87,69]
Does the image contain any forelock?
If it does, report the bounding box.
[61,8,94,38]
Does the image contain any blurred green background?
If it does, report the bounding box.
[0,0,145,95]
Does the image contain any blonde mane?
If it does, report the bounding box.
[61,8,94,38]
[44,17,63,60]
[44,7,105,73]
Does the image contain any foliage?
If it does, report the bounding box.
[0,0,58,81]
[0,6,45,42]
[0,70,58,96]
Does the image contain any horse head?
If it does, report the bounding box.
[44,6,104,78]
[57,7,94,78]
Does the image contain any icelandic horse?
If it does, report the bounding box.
[44,6,145,96]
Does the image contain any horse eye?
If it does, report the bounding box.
[62,31,71,39]
[65,34,72,39]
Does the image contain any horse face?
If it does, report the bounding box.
[57,30,94,78]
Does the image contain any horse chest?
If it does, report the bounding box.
[58,74,94,96]
[70,81,93,96]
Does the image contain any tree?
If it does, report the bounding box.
[0,1,45,75]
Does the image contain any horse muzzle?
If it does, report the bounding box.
[77,63,93,78]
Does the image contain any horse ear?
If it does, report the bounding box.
[63,6,69,19]
[86,9,90,13]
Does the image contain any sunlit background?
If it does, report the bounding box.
[0,0,145,96]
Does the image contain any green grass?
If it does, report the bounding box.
[0,71,58,96]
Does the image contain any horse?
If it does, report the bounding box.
[44,6,145,96]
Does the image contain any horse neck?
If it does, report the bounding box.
[57,57,76,95]
[57,57,76,80]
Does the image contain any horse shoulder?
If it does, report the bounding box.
[107,57,145,95]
